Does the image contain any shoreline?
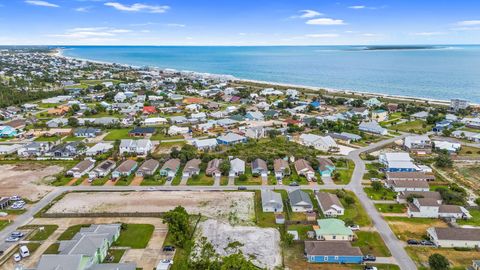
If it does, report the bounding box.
[54,48,474,107]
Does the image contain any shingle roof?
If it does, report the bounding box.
[304,241,362,256]
[432,227,480,241]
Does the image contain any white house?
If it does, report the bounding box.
[299,134,338,152]
[114,92,127,102]
[385,180,430,192]
[408,198,470,219]
[427,227,480,248]
[261,190,284,213]
[192,138,218,150]
[168,125,190,135]
[229,158,245,176]
[359,121,388,135]
[86,142,113,156]
[119,139,153,156]
[316,192,344,217]
[144,117,168,126]
[67,159,95,178]
[433,140,461,153]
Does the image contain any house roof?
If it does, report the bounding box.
[115,159,137,173]
[129,127,155,134]
[70,159,95,172]
[316,192,343,211]
[304,241,362,256]
[398,191,441,201]
[218,132,246,143]
[251,158,268,171]
[261,190,283,208]
[138,159,159,172]
[387,180,429,189]
[183,159,201,173]
[95,159,116,172]
[315,219,353,236]
[288,189,312,206]
[431,227,480,241]
[161,158,181,171]
[386,171,435,181]
[274,159,289,172]
[294,159,313,173]
[317,158,335,171]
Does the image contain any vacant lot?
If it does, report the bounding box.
[406,246,480,269]
[47,191,255,224]
[0,164,63,201]
[198,219,282,270]
[386,217,448,241]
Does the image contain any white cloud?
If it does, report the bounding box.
[75,7,90,12]
[25,0,59,8]
[349,5,365,9]
[166,23,186,27]
[456,20,480,26]
[361,33,378,37]
[49,27,133,39]
[104,2,169,13]
[306,18,345,26]
[297,10,322,18]
[305,33,339,38]
[411,32,445,36]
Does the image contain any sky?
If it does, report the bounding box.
[0,0,480,45]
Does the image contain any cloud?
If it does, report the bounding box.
[456,20,480,26]
[25,0,59,8]
[75,7,90,12]
[411,32,445,36]
[297,10,323,18]
[305,33,339,38]
[166,23,186,27]
[306,18,345,25]
[49,27,132,39]
[349,5,365,9]
[104,2,169,13]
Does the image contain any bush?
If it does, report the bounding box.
[238,174,248,181]
[428,253,450,270]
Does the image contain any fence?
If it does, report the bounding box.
[41,211,166,218]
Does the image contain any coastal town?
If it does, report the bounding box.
[1,47,480,270]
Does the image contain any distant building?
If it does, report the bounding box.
[450,99,468,112]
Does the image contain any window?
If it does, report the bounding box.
[324,256,328,261]
[334,256,339,260]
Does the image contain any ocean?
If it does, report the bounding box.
[62,45,480,103]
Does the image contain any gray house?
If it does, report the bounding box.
[261,189,283,212]
[89,159,116,179]
[288,189,313,212]
[251,158,268,176]
[112,159,138,179]
[160,158,181,178]
[229,158,245,176]
[136,159,160,176]
[183,159,201,177]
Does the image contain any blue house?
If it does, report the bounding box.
[432,120,453,133]
[310,101,321,109]
[0,126,18,138]
[317,158,336,177]
[217,133,247,145]
[305,241,363,264]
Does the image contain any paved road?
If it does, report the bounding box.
[346,133,417,270]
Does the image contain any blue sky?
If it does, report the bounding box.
[0,0,479,45]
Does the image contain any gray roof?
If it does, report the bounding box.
[183,159,201,174]
[261,190,283,209]
[89,263,137,270]
[304,241,362,256]
[431,227,480,241]
[137,159,160,173]
[36,254,84,270]
[161,158,181,171]
[288,189,313,207]
[316,192,343,211]
[115,159,137,173]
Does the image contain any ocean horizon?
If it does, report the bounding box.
[61,45,480,103]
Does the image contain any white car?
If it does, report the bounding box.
[13,253,21,262]
[0,212,7,217]
[349,225,360,231]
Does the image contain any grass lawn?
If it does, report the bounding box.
[457,209,480,226]
[187,173,214,186]
[280,169,309,186]
[170,168,183,186]
[91,177,109,186]
[287,224,313,240]
[114,224,154,249]
[105,249,126,263]
[389,120,432,134]
[458,145,480,156]
[324,190,372,226]
[114,175,135,186]
[364,186,397,200]
[150,132,183,141]
[385,216,448,241]
[50,176,74,186]
[43,243,60,254]
[63,135,84,142]
[141,177,166,186]
[406,246,480,270]
[333,160,355,185]
[235,175,262,186]
[103,129,130,141]
[375,203,407,213]
[35,135,61,142]
[352,231,391,257]
[25,225,59,241]
[58,224,90,240]
[254,190,279,228]
[0,220,10,231]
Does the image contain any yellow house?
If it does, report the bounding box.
[372,109,388,122]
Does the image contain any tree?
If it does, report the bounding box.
[429,253,450,270]
[371,181,383,192]
[221,253,257,270]
[189,237,220,270]
[283,232,294,247]
[220,160,231,175]
[435,152,453,168]
[344,195,355,206]
[162,206,191,248]
[68,117,79,127]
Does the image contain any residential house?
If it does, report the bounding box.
[432,120,453,133]
[168,125,190,135]
[288,189,313,212]
[251,158,268,176]
[89,160,116,179]
[48,142,83,158]
[404,135,432,154]
[365,98,381,107]
[372,109,388,122]
[452,130,480,143]
[67,159,95,178]
[411,111,429,120]
[274,159,290,180]
[129,127,156,137]
[433,140,461,153]
[304,241,363,264]
[0,125,17,137]
[359,121,388,135]
[136,159,160,177]
[86,142,113,156]
[350,107,369,118]
[462,117,480,129]
[387,103,399,112]
[314,219,354,241]
[316,192,344,217]
[114,92,127,102]
[294,159,316,181]
[243,126,266,139]
[245,111,264,121]
[379,152,418,172]
[46,118,68,128]
[450,99,469,112]
[385,180,430,192]
[299,134,338,152]
[467,260,480,270]
[160,158,181,178]
[5,119,26,130]
[229,158,245,176]
[144,117,168,126]
[192,138,218,150]
[206,159,222,176]
[74,127,101,138]
[427,227,480,248]
[217,133,247,145]
[317,158,336,177]
[0,144,22,155]
[119,139,153,156]
[182,159,201,177]
[408,197,470,219]
[112,159,138,179]
[17,142,50,157]
[386,171,435,182]
[143,106,157,114]
[396,191,442,204]
[261,190,283,213]
[328,132,362,144]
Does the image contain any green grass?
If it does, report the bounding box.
[170,168,183,186]
[141,176,166,186]
[457,209,480,226]
[103,129,130,141]
[114,174,135,186]
[254,190,280,228]
[43,243,60,254]
[333,160,355,184]
[57,224,90,240]
[375,203,407,213]
[50,176,74,186]
[105,249,126,263]
[364,186,397,200]
[324,190,372,226]
[34,135,61,142]
[187,173,214,186]
[114,224,154,249]
[389,120,433,134]
[26,225,59,241]
[352,231,391,257]
[287,224,313,240]
[91,177,109,186]
[0,220,10,231]
[63,135,85,142]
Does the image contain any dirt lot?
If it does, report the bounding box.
[197,219,282,269]
[0,164,63,201]
[386,217,448,241]
[47,191,255,224]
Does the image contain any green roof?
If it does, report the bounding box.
[314,219,353,236]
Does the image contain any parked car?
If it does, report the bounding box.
[407,239,419,245]
[163,246,175,252]
[363,254,376,262]
[10,196,21,201]
[349,224,360,231]
[5,237,20,242]
[238,186,247,191]
[420,240,435,246]
[364,266,378,270]
[19,245,30,258]
[289,182,299,186]
[13,253,21,262]
[11,231,25,238]
[0,212,7,217]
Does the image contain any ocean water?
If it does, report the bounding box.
[62,45,480,103]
